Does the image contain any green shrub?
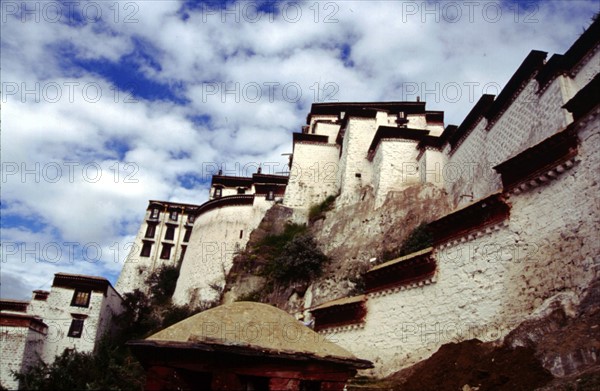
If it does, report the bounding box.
[308,195,337,222]
[381,222,433,262]
[262,233,329,284]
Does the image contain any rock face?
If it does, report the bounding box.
[222,183,452,313]
[307,183,452,308]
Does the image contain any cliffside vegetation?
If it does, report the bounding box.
[229,222,330,303]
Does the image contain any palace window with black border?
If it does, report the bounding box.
[165,225,175,241]
[150,208,160,219]
[160,243,173,260]
[68,318,85,338]
[267,190,275,200]
[145,223,157,239]
[169,210,178,221]
[183,227,192,242]
[71,289,91,308]
[214,187,222,198]
[140,241,153,257]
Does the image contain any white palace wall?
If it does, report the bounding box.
[173,198,273,306]
[283,142,340,212]
[0,323,45,390]
[338,117,377,205]
[372,140,421,208]
[321,109,599,377]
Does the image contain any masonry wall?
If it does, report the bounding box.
[38,287,111,363]
[95,287,125,344]
[313,122,340,142]
[372,140,421,208]
[116,207,191,295]
[318,105,599,378]
[0,325,45,390]
[173,198,274,306]
[283,142,340,213]
[446,58,597,209]
[573,44,600,89]
[338,118,377,205]
[419,148,446,189]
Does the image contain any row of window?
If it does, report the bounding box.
[213,188,276,200]
[149,208,196,223]
[140,241,187,261]
[145,224,192,242]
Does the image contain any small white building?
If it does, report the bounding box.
[0,273,124,390]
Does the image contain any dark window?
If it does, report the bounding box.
[165,226,175,241]
[237,187,246,194]
[187,214,196,224]
[239,230,243,239]
[71,289,91,308]
[140,241,152,257]
[160,243,173,260]
[266,190,275,200]
[214,187,222,198]
[183,228,192,242]
[150,208,160,219]
[355,173,362,178]
[300,380,321,391]
[67,319,85,338]
[169,210,178,221]
[145,223,157,239]
[239,376,269,391]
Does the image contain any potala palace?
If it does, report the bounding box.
[1,15,598,390]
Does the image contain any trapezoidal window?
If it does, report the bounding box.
[140,241,153,257]
[71,289,91,308]
[165,225,175,241]
[150,208,160,219]
[67,318,85,338]
[160,243,173,260]
[183,227,192,243]
[214,187,222,198]
[145,223,157,239]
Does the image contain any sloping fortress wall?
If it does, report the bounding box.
[309,20,600,377]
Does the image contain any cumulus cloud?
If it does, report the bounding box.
[1,0,596,298]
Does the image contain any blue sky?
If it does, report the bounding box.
[1,0,598,300]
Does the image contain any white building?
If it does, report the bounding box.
[0,273,124,390]
[117,171,289,306]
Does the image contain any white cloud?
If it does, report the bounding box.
[1,0,596,299]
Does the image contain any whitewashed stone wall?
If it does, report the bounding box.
[173,198,274,306]
[309,115,338,128]
[318,105,599,378]
[313,122,340,142]
[573,44,600,89]
[447,52,599,209]
[338,117,377,205]
[372,140,421,208]
[407,114,427,129]
[33,286,123,363]
[419,148,447,189]
[116,208,189,295]
[283,142,340,212]
[0,324,45,390]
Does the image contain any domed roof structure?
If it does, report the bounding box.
[143,301,369,367]
[129,302,372,390]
